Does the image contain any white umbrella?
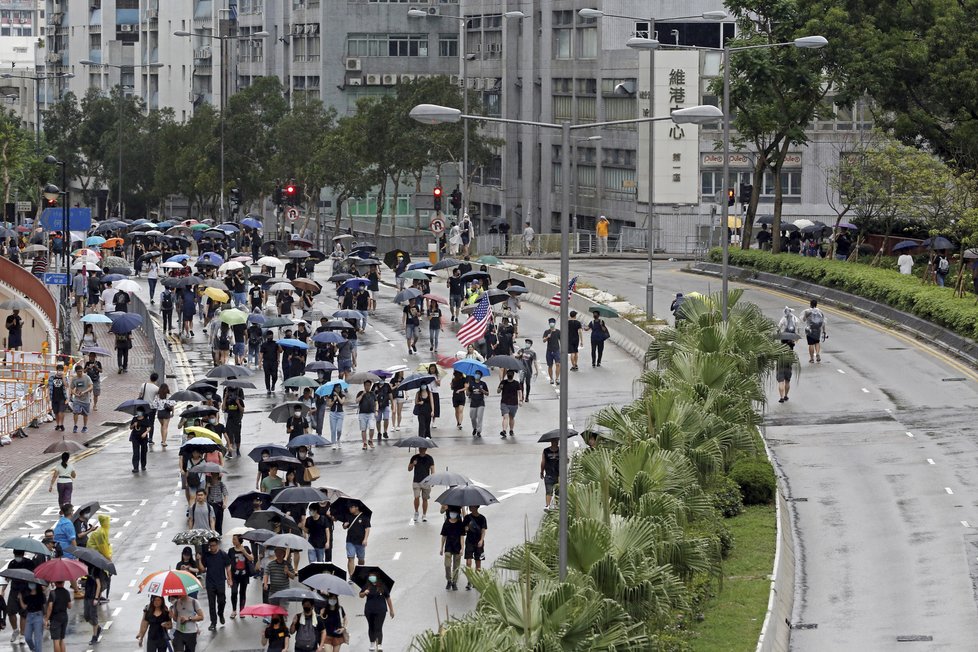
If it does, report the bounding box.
[385,364,409,373]
[114,279,140,293]
[70,262,101,273]
[792,219,814,229]
[257,256,285,268]
[218,261,245,273]
[160,261,184,269]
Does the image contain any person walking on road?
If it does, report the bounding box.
[70,364,93,433]
[129,407,150,473]
[48,452,75,507]
[402,299,421,355]
[342,502,370,578]
[320,595,348,651]
[303,504,330,563]
[6,548,35,644]
[260,331,281,393]
[46,579,72,652]
[440,509,464,591]
[327,384,346,447]
[357,380,377,450]
[497,370,522,438]
[462,505,487,589]
[262,547,296,604]
[586,310,610,367]
[541,440,560,511]
[205,474,229,534]
[596,215,609,255]
[450,371,466,429]
[188,490,216,531]
[263,613,291,652]
[227,534,253,618]
[516,340,537,400]
[359,574,394,652]
[522,221,535,255]
[567,311,583,371]
[409,447,435,522]
[290,599,327,652]
[135,595,171,651]
[82,562,103,644]
[48,364,68,432]
[373,379,392,440]
[198,537,232,631]
[414,387,434,439]
[169,593,204,652]
[776,339,796,403]
[161,287,175,333]
[139,372,160,444]
[427,299,442,352]
[18,580,44,652]
[84,352,103,411]
[448,268,464,322]
[542,318,561,385]
[465,371,488,437]
[800,299,827,363]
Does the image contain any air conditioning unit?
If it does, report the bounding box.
[146,9,157,19]
[399,74,415,83]
[365,74,381,85]
[45,52,60,63]
[426,6,439,14]
[381,73,397,85]
[345,57,361,71]
[120,24,134,32]
[488,43,501,53]
[471,78,484,90]
[348,76,363,86]
[415,73,430,80]
[450,74,461,87]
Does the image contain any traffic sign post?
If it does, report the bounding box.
[43,273,70,286]
[429,216,445,234]
[287,208,300,221]
[429,215,445,264]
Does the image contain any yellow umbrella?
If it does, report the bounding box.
[727,215,743,229]
[203,287,230,303]
[184,426,222,444]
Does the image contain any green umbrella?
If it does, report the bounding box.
[284,376,319,389]
[588,305,620,318]
[219,308,249,325]
[190,223,210,231]
[476,255,502,265]
[399,270,429,281]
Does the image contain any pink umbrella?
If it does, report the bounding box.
[239,603,288,618]
[33,558,88,583]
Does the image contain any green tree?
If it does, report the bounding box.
[315,112,379,234]
[0,109,36,208]
[154,105,220,218]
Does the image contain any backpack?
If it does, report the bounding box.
[806,309,824,338]
[294,614,319,649]
[161,291,174,311]
[783,315,797,334]
[938,257,950,274]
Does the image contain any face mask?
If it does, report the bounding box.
[449,512,459,519]
[208,417,216,424]
[328,598,337,606]
[294,411,301,417]
[368,575,378,583]
[13,553,22,560]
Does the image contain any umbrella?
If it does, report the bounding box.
[262,316,296,328]
[386,364,409,373]
[351,242,377,251]
[351,257,382,267]
[383,249,410,269]
[792,219,814,229]
[333,309,364,321]
[172,529,220,546]
[70,261,101,273]
[368,369,393,379]
[184,427,223,444]
[81,314,113,324]
[115,398,151,415]
[397,373,435,392]
[101,273,126,283]
[271,487,329,505]
[305,361,338,372]
[277,339,310,350]
[774,332,802,342]
[399,270,429,281]
[247,313,267,325]
[333,234,355,242]
[346,371,381,385]
[269,588,326,604]
[422,293,448,305]
[421,471,471,487]
[436,484,498,506]
[292,278,321,293]
[241,218,263,229]
[485,355,523,371]
[350,566,394,591]
[328,273,354,283]
[1,536,53,557]
[297,562,348,583]
[393,436,438,449]
[248,444,293,462]
[108,312,143,334]
[431,258,461,271]
[837,222,858,229]
[800,223,830,236]
[315,380,349,396]
[964,248,978,260]
[43,438,87,454]
[71,247,100,258]
[0,298,30,310]
[224,379,256,389]
[180,406,218,419]
[286,434,330,448]
[0,569,42,584]
[268,402,308,422]
[268,281,295,293]
[170,389,208,402]
[179,438,225,455]
[312,332,345,345]
[321,319,354,331]
[453,359,490,377]
[339,278,370,292]
[891,241,920,252]
[588,305,620,318]
[242,528,276,543]
[203,287,230,303]
[923,236,953,250]
[537,428,580,442]
[286,249,310,259]
[476,255,502,265]
[393,288,423,304]
[216,223,240,233]
[138,570,202,597]
[228,492,271,520]
[207,364,253,379]
[257,256,285,268]
[246,510,302,534]
[112,279,140,293]
[64,546,116,575]
[85,236,107,246]
[33,558,87,583]
[239,603,288,618]
[201,278,230,291]
[459,271,490,282]
[301,572,357,596]
[198,252,224,266]
[81,345,111,357]
[330,497,372,522]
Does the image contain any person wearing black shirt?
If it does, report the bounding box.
[359,577,393,650]
[462,505,488,588]
[129,408,150,473]
[262,616,290,652]
[114,330,132,373]
[320,597,348,648]
[259,332,281,393]
[494,317,515,359]
[248,285,264,311]
[542,318,561,385]
[402,300,421,355]
[373,380,393,439]
[540,440,560,510]
[198,537,232,630]
[286,407,306,441]
[440,510,465,590]
[5,309,23,350]
[47,580,73,650]
[356,381,377,450]
[7,550,34,641]
[756,224,772,250]
[566,310,583,371]
[496,370,522,438]
[277,290,295,317]
[586,311,611,367]
[231,321,247,365]
[223,387,244,458]
[227,534,253,618]
[465,371,488,438]
[342,503,370,577]
[447,269,464,322]
[303,504,330,563]
[450,371,466,430]
[137,595,172,652]
[408,448,435,522]
[19,582,45,651]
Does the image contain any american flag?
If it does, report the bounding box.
[548,276,578,307]
[457,294,492,347]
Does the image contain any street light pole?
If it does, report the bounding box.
[410,102,723,580]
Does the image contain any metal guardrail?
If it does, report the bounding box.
[130,294,167,377]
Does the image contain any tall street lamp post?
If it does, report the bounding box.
[43,155,70,357]
[174,29,269,223]
[79,60,163,219]
[411,102,722,579]
[718,35,827,319]
[578,9,725,317]
[408,10,524,230]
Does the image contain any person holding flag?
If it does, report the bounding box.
[548,276,577,307]
[456,293,492,348]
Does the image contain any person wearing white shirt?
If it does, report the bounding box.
[897,253,914,275]
[100,284,118,313]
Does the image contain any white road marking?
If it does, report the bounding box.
[128,579,137,588]
[906,432,914,438]
[112,532,122,539]
[123,520,132,528]
[861,388,870,393]
[111,608,121,617]
[497,482,540,501]
[135,567,143,575]
[149,543,157,551]
[139,499,148,506]
[946,487,954,495]
[927,459,935,465]
[142,555,151,563]
[161,521,168,528]
[392,552,401,561]
[131,509,140,516]
[121,592,130,601]
[963,521,971,528]
[837,369,846,374]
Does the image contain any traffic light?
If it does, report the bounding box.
[229,187,242,216]
[433,185,443,212]
[739,183,753,205]
[273,186,283,205]
[450,186,461,214]
[727,188,735,206]
[44,195,58,209]
[283,183,302,207]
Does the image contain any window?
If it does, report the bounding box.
[604,97,636,121]
[552,10,573,25]
[577,165,596,189]
[438,35,457,57]
[577,97,596,120]
[579,27,597,58]
[701,171,755,198]
[552,96,572,121]
[552,78,572,94]
[762,170,801,197]
[575,78,596,95]
[554,29,571,58]
[603,168,636,196]
[483,91,500,117]
[601,149,636,168]
[347,34,428,57]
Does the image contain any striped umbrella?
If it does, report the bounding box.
[138,570,202,597]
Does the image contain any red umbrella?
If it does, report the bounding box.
[33,558,87,583]
[422,293,448,305]
[435,354,457,369]
[239,603,288,618]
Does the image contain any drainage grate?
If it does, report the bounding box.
[885,347,908,350]
[787,497,808,502]
[791,623,818,630]
[942,378,968,382]
[896,635,933,642]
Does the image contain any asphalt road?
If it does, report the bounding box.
[0,263,642,651]
[520,257,978,650]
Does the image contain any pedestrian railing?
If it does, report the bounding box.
[130,295,167,377]
[0,384,49,438]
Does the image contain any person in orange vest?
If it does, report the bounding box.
[596,216,610,256]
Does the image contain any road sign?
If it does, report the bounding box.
[429,217,445,234]
[42,273,70,286]
[413,193,435,210]
[286,207,300,221]
[15,201,31,213]
[40,207,92,231]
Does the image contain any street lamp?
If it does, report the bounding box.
[572,135,601,248]
[408,10,523,231]
[43,154,70,357]
[718,35,827,319]
[79,60,162,219]
[0,71,74,152]
[411,101,722,579]
[174,30,270,222]
[580,8,725,318]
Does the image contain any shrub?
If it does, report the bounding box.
[708,248,978,340]
[729,458,776,505]
[709,475,745,518]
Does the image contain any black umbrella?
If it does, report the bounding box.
[115,399,151,416]
[179,439,224,457]
[242,528,275,543]
[186,378,219,392]
[460,271,490,282]
[271,487,329,505]
[397,373,435,392]
[305,361,337,372]
[269,588,327,604]
[538,428,579,443]
[180,405,218,419]
[320,319,353,331]
[224,379,257,389]
[496,279,526,290]
[330,497,372,522]
[352,257,382,267]
[72,501,100,521]
[393,288,423,304]
[169,390,208,402]
[435,485,498,506]
[350,566,394,591]
[286,249,310,259]
[207,364,254,379]
[268,402,308,423]
[261,240,290,255]
[245,509,302,534]
[65,545,117,575]
[891,240,920,252]
[485,289,511,305]
[923,236,953,250]
[248,445,292,462]
[431,258,462,271]
[486,355,523,371]
[328,273,354,283]
[264,456,305,473]
[383,249,410,270]
[228,491,272,519]
[297,562,348,583]
[421,471,471,487]
[250,273,271,286]
[393,436,438,449]
[0,569,42,584]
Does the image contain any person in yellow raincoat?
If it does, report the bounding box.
[86,514,112,601]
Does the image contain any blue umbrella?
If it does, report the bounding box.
[107,312,144,334]
[312,331,345,344]
[241,218,263,229]
[340,278,370,292]
[85,236,106,246]
[167,254,190,263]
[315,380,350,396]
[368,369,393,379]
[81,314,112,324]
[398,373,436,392]
[332,310,364,320]
[286,434,330,449]
[276,338,309,349]
[891,240,920,252]
[102,273,127,283]
[407,261,432,270]
[247,313,267,324]
[216,223,240,233]
[453,359,490,377]
[156,220,174,229]
[198,252,224,266]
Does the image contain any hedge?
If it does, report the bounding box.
[709,248,978,341]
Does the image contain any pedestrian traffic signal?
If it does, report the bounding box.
[727,188,735,206]
[44,196,58,208]
[284,184,301,207]
[739,183,752,205]
[433,186,443,212]
[450,186,462,214]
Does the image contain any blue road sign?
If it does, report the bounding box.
[40,207,92,231]
[42,273,70,286]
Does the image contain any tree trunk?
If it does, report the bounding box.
[334,193,347,233]
[954,244,967,297]
[413,174,422,235]
[389,172,401,238]
[769,142,790,254]
[373,177,388,240]
[740,155,766,250]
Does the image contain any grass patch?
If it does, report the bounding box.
[691,504,777,652]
